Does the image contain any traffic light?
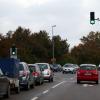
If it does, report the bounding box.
[12,45,16,55]
[90,12,95,25]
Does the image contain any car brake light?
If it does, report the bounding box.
[33,72,39,77]
[77,71,80,75]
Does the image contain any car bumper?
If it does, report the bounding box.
[63,70,74,73]
[43,75,51,80]
[77,76,98,81]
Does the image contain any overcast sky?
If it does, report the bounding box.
[0,0,100,48]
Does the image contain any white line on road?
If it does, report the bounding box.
[43,90,49,94]
[83,84,88,87]
[70,78,74,80]
[52,81,66,89]
[31,97,38,100]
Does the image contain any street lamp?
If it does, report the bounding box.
[52,25,56,64]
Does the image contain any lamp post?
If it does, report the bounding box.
[52,25,56,64]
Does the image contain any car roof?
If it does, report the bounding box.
[80,64,96,67]
[35,63,49,66]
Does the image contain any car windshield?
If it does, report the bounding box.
[53,64,58,67]
[80,66,96,70]
[19,64,24,71]
[63,64,73,67]
[38,64,48,69]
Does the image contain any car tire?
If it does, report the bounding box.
[15,86,20,94]
[30,83,35,88]
[49,77,51,82]
[77,80,80,84]
[25,82,30,90]
[96,80,98,84]
[62,71,65,74]
[4,85,10,98]
[51,77,53,82]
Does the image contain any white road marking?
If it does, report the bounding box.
[83,84,88,87]
[70,78,74,80]
[52,81,66,89]
[43,90,49,94]
[88,85,94,87]
[31,97,38,100]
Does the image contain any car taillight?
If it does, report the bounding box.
[33,72,39,77]
[77,71,80,75]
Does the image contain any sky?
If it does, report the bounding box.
[0,0,100,48]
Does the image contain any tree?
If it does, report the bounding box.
[71,31,100,64]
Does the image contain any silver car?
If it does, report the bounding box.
[62,64,76,74]
[36,63,54,82]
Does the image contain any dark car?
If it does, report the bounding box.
[77,64,99,84]
[0,68,10,98]
[28,64,44,85]
[52,64,62,72]
[19,62,35,90]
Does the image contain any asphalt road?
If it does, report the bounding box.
[1,72,100,100]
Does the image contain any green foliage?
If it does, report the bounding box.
[0,26,69,64]
[71,31,100,65]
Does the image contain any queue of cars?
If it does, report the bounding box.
[0,58,54,98]
[0,60,99,98]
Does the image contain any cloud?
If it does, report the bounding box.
[0,0,100,47]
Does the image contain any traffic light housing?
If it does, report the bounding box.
[12,45,16,55]
[90,12,95,25]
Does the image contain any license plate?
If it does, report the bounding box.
[85,73,91,75]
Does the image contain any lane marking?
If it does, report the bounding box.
[83,84,88,87]
[70,78,74,80]
[52,81,66,89]
[88,85,94,87]
[43,90,49,94]
[31,97,38,100]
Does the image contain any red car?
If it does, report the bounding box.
[77,64,99,84]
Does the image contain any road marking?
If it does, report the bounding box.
[83,84,88,87]
[43,90,49,94]
[52,81,66,89]
[31,97,38,100]
[70,78,74,80]
[88,85,94,87]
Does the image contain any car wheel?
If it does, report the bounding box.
[62,71,65,74]
[25,82,30,90]
[30,83,35,88]
[51,77,53,82]
[49,77,51,82]
[96,80,98,84]
[77,80,80,84]
[4,85,10,98]
[15,86,20,94]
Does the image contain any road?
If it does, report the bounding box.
[2,72,100,100]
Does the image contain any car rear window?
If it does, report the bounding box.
[80,66,96,70]
[63,64,73,67]
[19,64,24,71]
[28,65,36,72]
[38,64,48,69]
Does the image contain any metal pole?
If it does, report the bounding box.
[52,25,56,64]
